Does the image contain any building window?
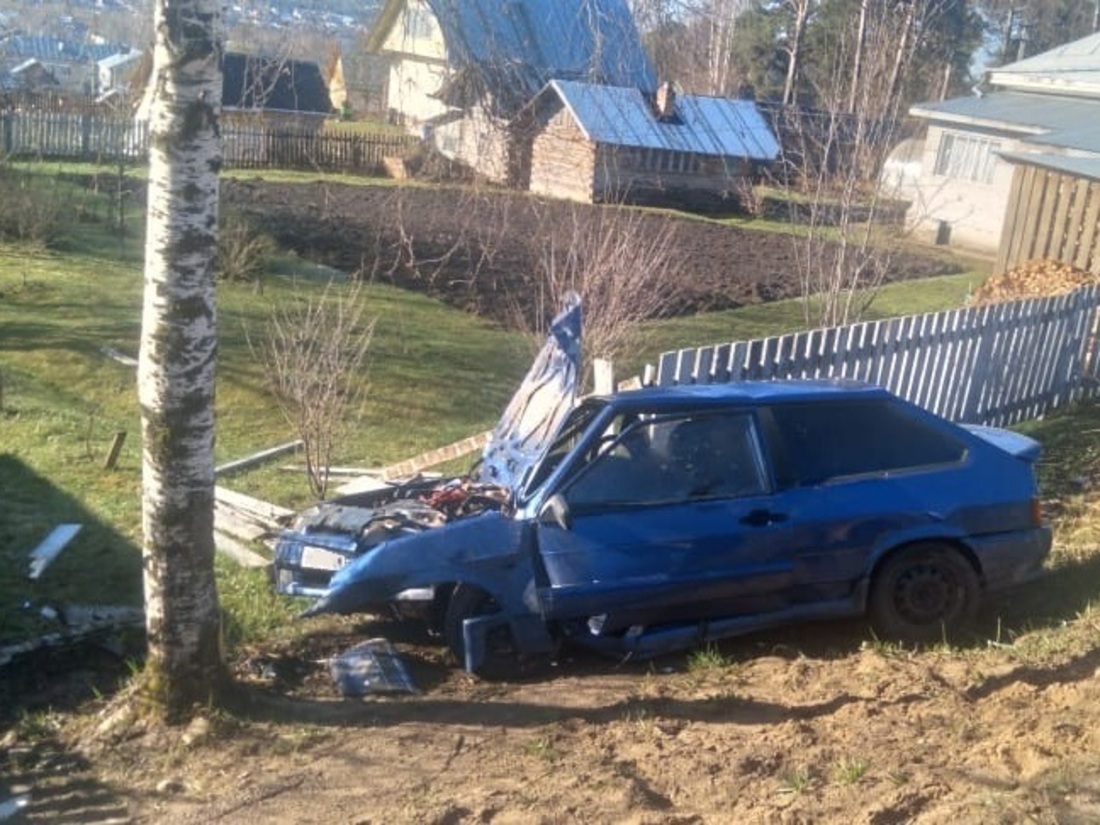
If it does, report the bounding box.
[933,132,1001,184]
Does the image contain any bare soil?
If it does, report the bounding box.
[221,179,958,326]
[5,181,1099,824]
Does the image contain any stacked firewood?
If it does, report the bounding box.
[973,259,1097,304]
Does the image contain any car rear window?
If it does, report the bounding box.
[766,399,967,485]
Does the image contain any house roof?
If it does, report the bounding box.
[98,50,142,71]
[539,80,780,161]
[5,35,120,64]
[222,53,331,115]
[909,91,1100,154]
[368,0,655,113]
[998,151,1100,182]
[988,31,1100,96]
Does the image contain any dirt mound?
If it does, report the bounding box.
[973,258,1097,304]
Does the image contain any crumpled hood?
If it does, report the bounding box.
[475,291,582,489]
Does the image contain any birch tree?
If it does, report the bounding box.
[137,0,228,718]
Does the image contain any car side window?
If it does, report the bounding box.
[565,412,766,508]
[767,399,967,485]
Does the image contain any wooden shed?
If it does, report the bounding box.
[512,80,779,212]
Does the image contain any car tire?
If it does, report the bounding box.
[869,543,980,644]
[444,584,517,680]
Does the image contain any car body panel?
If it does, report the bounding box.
[276,377,1053,672]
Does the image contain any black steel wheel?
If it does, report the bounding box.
[869,543,980,644]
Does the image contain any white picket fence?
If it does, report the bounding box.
[652,285,1100,427]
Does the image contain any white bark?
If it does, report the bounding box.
[138,0,226,714]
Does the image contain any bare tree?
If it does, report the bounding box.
[777,0,947,328]
[138,0,227,718]
[259,281,376,499]
[520,204,686,385]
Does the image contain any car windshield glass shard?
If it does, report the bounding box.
[477,291,582,489]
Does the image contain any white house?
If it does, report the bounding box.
[903,32,1100,253]
[365,0,656,183]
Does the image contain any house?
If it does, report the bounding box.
[135,52,332,130]
[4,59,60,92]
[903,32,1100,259]
[365,0,656,182]
[1,36,120,95]
[513,80,780,209]
[220,52,332,131]
[97,49,144,98]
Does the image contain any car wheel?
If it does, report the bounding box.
[444,584,518,679]
[869,544,980,644]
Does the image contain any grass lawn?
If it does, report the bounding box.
[1,165,1091,657]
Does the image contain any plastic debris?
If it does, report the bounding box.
[330,638,419,697]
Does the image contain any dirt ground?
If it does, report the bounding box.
[5,181,1099,823]
[220,179,958,326]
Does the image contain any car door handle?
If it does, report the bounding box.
[740,509,788,527]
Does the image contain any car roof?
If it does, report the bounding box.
[605,379,892,410]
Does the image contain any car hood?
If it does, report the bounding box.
[962,424,1042,463]
[475,291,582,489]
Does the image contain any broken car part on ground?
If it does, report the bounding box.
[274,298,1051,677]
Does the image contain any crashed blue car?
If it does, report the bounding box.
[274,304,1051,676]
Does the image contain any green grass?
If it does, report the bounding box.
[1,165,1095,664]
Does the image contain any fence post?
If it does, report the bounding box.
[2,110,11,155]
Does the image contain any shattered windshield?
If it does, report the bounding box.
[521,400,607,499]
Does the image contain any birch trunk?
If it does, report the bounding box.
[138,0,227,718]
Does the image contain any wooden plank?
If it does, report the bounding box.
[379,430,492,481]
[1034,170,1063,260]
[214,531,270,569]
[711,343,732,383]
[1049,172,1075,261]
[214,486,294,523]
[1020,168,1051,264]
[215,440,304,476]
[693,346,715,384]
[28,524,82,580]
[1064,178,1092,264]
[1075,181,1100,272]
[1005,165,1040,272]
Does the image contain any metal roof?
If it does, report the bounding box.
[545,80,779,161]
[369,0,655,112]
[222,53,331,114]
[989,31,1100,95]
[910,91,1100,154]
[998,151,1100,182]
[5,35,120,64]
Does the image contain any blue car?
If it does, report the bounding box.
[275,379,1051,677]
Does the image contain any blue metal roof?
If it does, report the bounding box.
[999,151,1100,182]
[989,31,1100,94]
[427,0,655,95]
[546,80,779,161]
[910,91,1100,154]
[6,35,120,64]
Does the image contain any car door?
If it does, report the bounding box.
[534,410,809,630]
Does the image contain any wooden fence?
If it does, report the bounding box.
[0,111,420,174]
[652,285,1100,428]
[996,162,1100,277]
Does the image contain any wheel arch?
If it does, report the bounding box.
[860,537,985,612]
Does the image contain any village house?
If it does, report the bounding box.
[1,35,120,95]
[365,0,656,183]
[902,31,1100,263]
[513,79,779,210]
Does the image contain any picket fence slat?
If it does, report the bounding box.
[651,286,1100,426]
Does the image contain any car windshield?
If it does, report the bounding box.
[520,400,607,499]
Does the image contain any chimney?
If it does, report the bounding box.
[654,80,676,120]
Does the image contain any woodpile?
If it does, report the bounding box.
[974,259,1097,304]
